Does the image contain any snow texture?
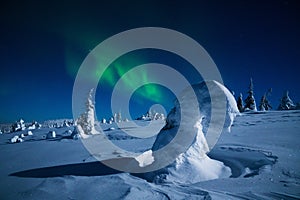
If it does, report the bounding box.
[0,110,299,199]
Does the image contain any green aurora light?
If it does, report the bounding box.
[66,46,168,103]
[101,61,165,103]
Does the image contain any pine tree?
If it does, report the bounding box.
[259,88,272,111]
[237,93,244,112]
[244,78,257,111]
[278,90,295,110]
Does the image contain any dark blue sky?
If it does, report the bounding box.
[0,0,300,123]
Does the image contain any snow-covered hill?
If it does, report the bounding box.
[0,110,299,199]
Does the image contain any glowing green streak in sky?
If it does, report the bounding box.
[101,61,165,103]
[63,32,166,103]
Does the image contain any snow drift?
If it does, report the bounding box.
[140,80,239,183]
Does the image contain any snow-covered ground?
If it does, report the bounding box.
[0,110,299,199]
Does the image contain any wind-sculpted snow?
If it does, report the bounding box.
[1,110,300,199]
[143,80,239,183]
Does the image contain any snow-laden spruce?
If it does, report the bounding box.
[140,80,239,183]
[75,89,98,138]
[244,78,257,111]
[278,90,296,110]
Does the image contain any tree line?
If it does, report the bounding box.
[236,78,299,112]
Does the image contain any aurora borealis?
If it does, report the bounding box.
[0,1,300,122]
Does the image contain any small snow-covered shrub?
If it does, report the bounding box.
[137,111,166,121]
[63,120,70,127]
[12,119,26,132]
[71,128,81,140]
[27,131,33,136]
[17,138,23,143]
[64,130,72,135]
[10,135,19,143]
[46,131,56,139]
[10,135,23,143]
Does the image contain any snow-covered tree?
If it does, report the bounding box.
[112,112,122,123]
[259,94,271,111]
[70,127,81,140]
[63,120,70,127]
[237,93,244,112]
[259,88,272,111]
[12,119,26,132]
[75,89,97,138]
[28,121,41,130]
[244,78,257,111]
[113,113,117,123]
[10,135,23,143]
[116,112,122,123]
[46,131,56,139]
[278,90,295,110]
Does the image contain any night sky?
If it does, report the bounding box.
[1,0,300,123]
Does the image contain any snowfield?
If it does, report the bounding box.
[0,110,299,199]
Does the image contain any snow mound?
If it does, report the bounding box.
[46,131,56,139]
[10,135,23,143]
[145,80,239,183]
[27,131,33,136]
